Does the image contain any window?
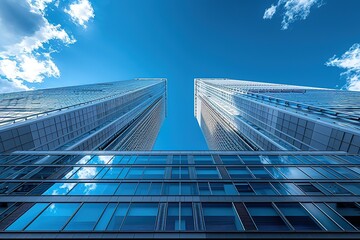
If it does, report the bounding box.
[298,167,326,179]
[172,167,189,179]
[126,168,143,179]
[181,183,199,195]
[272,183,304,195]
[198,182,211,195]
[193,155,214,164]
[65,203,106,230]
[70,167,102,179]
[69,183,118,195]
[121,203,159,231]
[245,203,289,231]
[276,167,310,179]
[249,167,273,179]
[296,184,323,195]
[87,156,113,164]
[302,203,342,231]
[135,183,151,195]
[202,203,243,231]
[210,183,237,195]
[319,183,351,195]
[276,203,322,230]
[195,167,220,179]
[115,183,137,195]
[227,167,253,179]
[107,203,129,230]
[26,203,80,231]
[220,155,242,164]
[148,183,162,195]
[340,183,360,195]
[251,183,278,195]
[240,156,267,164]
[95,203,117,230]
[7,203,48,231]
[327,203,360,230]
[42,183,76,195]
[143,168,165,179]
[235,184,255,195]
[102,167,122,179]
[162,183,180,195]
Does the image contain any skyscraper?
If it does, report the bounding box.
[195,78,360,153]
[0,78,167,153]
[0,78,360,239]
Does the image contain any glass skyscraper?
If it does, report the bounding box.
[195,78,360,153]
[0,78,360,238]
[0,78,167,152]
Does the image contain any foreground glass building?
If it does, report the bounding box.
[0,78,167,152]
[194,79,360,153]
[0,151,359,238]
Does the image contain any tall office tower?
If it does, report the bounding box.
[0,78,167,153]
[195,79,360,153]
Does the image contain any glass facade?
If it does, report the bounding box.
[194,78,360,153]
[0,78,167,153]
[0,151,360,238]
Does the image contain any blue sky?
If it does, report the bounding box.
[0,0,360,150]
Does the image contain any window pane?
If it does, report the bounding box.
[249,167,273,179]
[102,167,122,179]
[195,167,220,179]
[245,203,289,231]
[227,167,253,179]
[26,203,80,231]
[42,183,76,195]
[235,184,255,195]
[162,183,179,195]
[115,183,137,195]
[302,203,341,231]
[210,183,237,195]
[220,155,242,164]
[276,203,322,230]
[143,168,165,179]
[69,183,118,195]
[135,183,150,195]
[193,155,214,164]
[95,203,117,230]
[198,182,211,195]
[251,183,278,195]
[70,167,102,179]
[121,203,159,231]
[107,203,129,230]
[202,203,243,231]
[340,183,360,195]
[126,168,143,179]
[276,167,310,179]
[181,183,199,195]
[181,203,194,230]
[265,167,285,179]
[320,183,351,195]
[240,156,267,164]
[6,203,48,231]
[148,183,162,195]
[166,203,180,230]
[327,203,360,230]
[297,183,323,195]
[65,203,106,230]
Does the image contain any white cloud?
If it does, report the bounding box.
[0,0,93,93]
[263,5,277,19]
[263,0,323,30]
[65,0,94,28]
[326,44,360,91]
[0,78,31,93]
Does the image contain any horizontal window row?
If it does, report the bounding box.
[2,154,360,166]
[3,164,359,181]
[6,201,360,232]
[22,181,359,196]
